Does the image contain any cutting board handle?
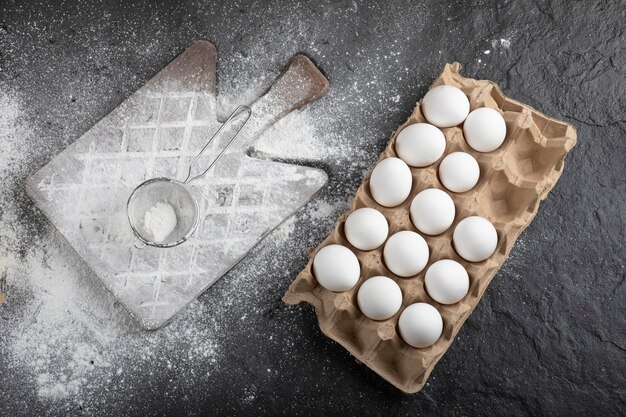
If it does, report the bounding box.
[231,55,329,152]
[255,55,329,120]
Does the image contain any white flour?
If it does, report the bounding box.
[142,201,178,243]
[491,38,513,50]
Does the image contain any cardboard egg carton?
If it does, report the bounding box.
[283,63,577,393]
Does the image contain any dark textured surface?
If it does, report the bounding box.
[0,0,625,416]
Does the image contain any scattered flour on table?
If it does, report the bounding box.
[491,38,512,49]
[0,70,354,410]
[0,9,404,410]
[483,37,513,62]
[270,216,297,243]
[308,200,344,222]
[0,85,303,405]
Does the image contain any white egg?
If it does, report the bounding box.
[398,303,443,348]
[357,276,403,320]
[463,107,507,152]
[421,85,470,128]
[453,216,498,262]
[438,152,480,193]
[344,208,389,251]
[383,231,429,277]
[410,188,455,235]
[369,157,413,207]
[313,244,360,292]
[425,259,470,304]
[395,123,446,167]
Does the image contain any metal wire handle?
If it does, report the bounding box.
[183,105,252,184]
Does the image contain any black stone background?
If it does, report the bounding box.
[1,0,625,415]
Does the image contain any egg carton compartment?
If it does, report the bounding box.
[284,63,576,393]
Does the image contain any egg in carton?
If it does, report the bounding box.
[283,63,577,393]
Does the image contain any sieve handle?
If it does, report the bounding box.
[183,105,252,184]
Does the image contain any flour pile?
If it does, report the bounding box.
[142,201,178,243]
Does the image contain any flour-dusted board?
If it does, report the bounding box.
[27,41,329,329]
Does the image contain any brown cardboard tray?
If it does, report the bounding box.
[284,63,577,393]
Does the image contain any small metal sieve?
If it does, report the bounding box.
[127,105,252,248]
